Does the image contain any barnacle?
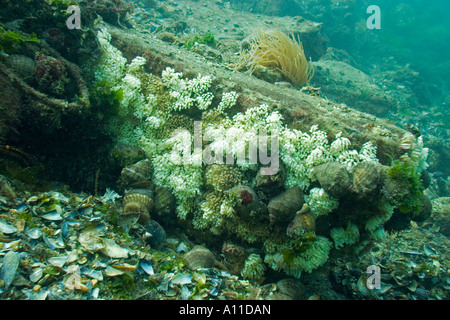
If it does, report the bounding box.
[240,28,314,87]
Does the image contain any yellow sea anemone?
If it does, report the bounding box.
[241,28,314,87]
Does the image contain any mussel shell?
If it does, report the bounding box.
[123,190,154,224]
[313,162,351,198]
[143,220,166,248]
[0,251,20,290]
[171,273,193,285]
[268,186,304,224]
[139,260,154,276]
[183,246,216,270]
[100,239,130,258]
[351,163,380,197]
[286,204,316,237]
[78,232,105,252]
[276,279,307,300]
[120,159,152,187]
[26,227,42,240]
[0,219,18,234]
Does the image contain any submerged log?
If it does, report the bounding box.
[107,25,405,165]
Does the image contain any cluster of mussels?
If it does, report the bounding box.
[118,143,434,282]
[118,158,168,249]
[330,227,450,300]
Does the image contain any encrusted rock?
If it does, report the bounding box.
[412,194,432,222]
[291,17,328,61]
[154,186,176,218]
[311,60,396,116]
[5,54,36,83]
[429,197,450,237]
[0,175,16,199]
[35,53,68,97]
[110,143,146,168]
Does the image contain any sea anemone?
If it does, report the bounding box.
[240,28,314,87]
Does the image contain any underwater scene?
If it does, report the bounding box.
[0,0,449,302]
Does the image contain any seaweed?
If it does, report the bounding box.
[0,27,39,54]
[107,272,135,299]
[184,32,218,50]
[46,0,77,9]
[386,159,424,216]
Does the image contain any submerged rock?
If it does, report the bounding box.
[154,186,176,218]
[222,242,248,275]
[5,55,36,84]
[311,60,397,116]
[412,194,432,222]
[0,175,16,199]
[254,161,286,198]
[110,143,146,168]
[430,197,450,237]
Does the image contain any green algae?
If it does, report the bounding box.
[0,27,39,54]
